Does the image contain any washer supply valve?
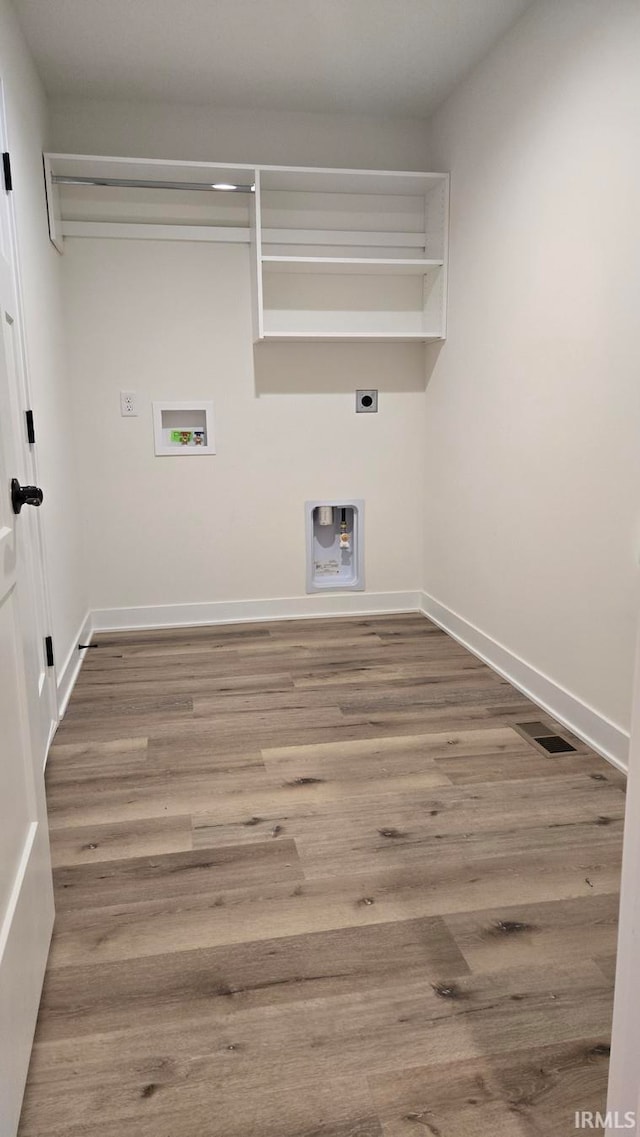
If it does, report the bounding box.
[318,505,334,527]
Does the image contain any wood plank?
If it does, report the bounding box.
[35,915,469,1041]
[443,893,620,973]
[46,753,274,828]
[20,1069,383,1137]
[53,840,302,910]
[434,744,612,785]
[292,656,489,687]
[370,1038,611,1136]
[262,727,535,780]
[69,670,297,700]
[49,815,193,867]
[62,693,193,722]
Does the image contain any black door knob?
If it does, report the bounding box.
[11,478,44,514]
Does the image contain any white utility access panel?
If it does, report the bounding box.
[152,401,215,456]
[306,501,364,592]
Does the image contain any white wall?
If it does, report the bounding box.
[62,237,426,615]
[0,0,87,696]
[423,0,640,737]
[50,97,430,171]
[52,102,432,619]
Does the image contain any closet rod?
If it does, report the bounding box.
[51,175,255,193]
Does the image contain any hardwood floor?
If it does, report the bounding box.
[19,613,625,1136]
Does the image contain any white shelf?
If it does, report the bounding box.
[261,228,428,248]
[261,256,443,275]
[261,331,442,342]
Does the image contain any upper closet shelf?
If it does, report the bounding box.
[44,154,449,342]
[43,153,257,250]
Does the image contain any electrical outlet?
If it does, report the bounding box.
[120,391,138,417]
[356,389,378,413]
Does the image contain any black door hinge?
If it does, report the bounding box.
[45,635,55,667]
[25,409,35,444]
[2,153,12,192]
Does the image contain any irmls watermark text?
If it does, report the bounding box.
[575,1113,636,1130]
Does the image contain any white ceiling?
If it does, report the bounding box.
[12,0,533,119]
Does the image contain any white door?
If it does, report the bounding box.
[0,84,54,1137]
[0,104,57,768]
[10,349,58,768]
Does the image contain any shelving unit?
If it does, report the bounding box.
[44,154,449,343]
[253,166,449,342]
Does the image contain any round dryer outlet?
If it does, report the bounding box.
[356,390,378,413]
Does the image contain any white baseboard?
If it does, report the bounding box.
[43,715,57,772]
[91,591,422,633]
[419,591,629,774]
[56,610,93,719]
